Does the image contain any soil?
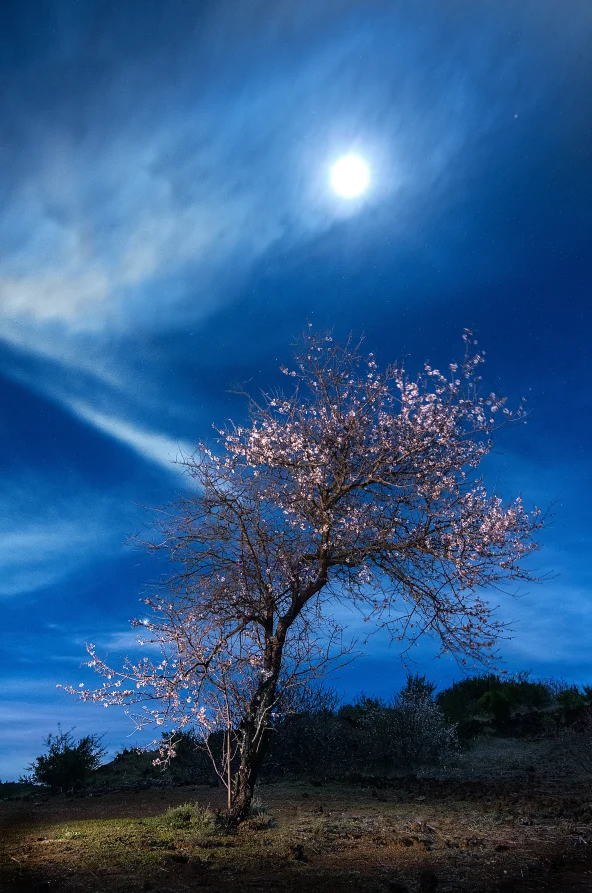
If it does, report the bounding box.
[2,737,592,893]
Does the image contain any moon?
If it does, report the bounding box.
[330,154,370,198]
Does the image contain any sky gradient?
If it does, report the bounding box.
[1,0,591,780]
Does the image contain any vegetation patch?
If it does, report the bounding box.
[3,738,592,892]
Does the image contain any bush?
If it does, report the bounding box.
[478,689,512,733]
[554,707,592,774]
[27,727,106,791]
[264,676,456,778]
[162,801,218,833]
[437,672,553,738]
[388,675,458,769]
[110,746,160,780]
[245,793,274,828]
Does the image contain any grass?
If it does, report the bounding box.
[2,738,592,891]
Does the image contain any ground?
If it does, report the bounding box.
[2,738,592,892]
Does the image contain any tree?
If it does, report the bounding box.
[27,727,106,791]
[69,331,542,823]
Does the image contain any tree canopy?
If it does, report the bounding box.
[69,331,542,821]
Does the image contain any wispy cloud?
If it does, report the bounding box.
[63,399,195,477]
[0,525,107,598]
[3,0,574,342]
[0,476,130,598]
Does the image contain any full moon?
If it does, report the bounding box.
[330,154,370,198]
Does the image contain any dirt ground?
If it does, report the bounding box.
[2,738,592,893]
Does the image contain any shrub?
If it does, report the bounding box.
[110,746,160,780]
[556,686,587,725]
[478,689,512,733]
[245,793,274,828]
[162,801,217,832]
[27,727,106,791]
[279,684,342,716]
[334,676,457,772]
[265,677,457,778]
[437,674,504,726]
[388,675,458,769]
[437,672,553,738]
[399,673,437,701]
[554,707,592,774]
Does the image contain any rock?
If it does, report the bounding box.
[419,868,438,892]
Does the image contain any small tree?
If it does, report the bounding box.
[27,727,106,791]
[68,331,542,823]
[389,674,457,769]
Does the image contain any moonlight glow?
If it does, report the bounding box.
[330,154,370,198]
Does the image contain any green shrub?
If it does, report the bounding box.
[246,793,274,828]
[437,672,553,738]
[162,801,217,832]
[556,687,586,710]
[556,686,587,725]
[437,674,504,725]
[478,689,512,733]
[27,727,106,792]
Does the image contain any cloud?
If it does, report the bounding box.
[62,399,196,477]
[3,0,578,343]
[0,476,130,598]
[1,0,587,448]
[91,629,160,654]
[495,582,592,666]
[0,352,200,479]
[0,525,106,598]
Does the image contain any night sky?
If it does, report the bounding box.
[1,0,591,780]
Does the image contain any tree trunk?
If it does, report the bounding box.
[227,678,276,825]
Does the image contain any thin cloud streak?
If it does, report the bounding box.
[0,478,130,599]
[63,400,196,477]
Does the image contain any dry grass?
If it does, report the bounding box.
[2,738,592,892]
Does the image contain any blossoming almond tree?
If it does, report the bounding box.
[68,331,542,823]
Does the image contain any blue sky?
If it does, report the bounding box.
[0,0,591,779]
